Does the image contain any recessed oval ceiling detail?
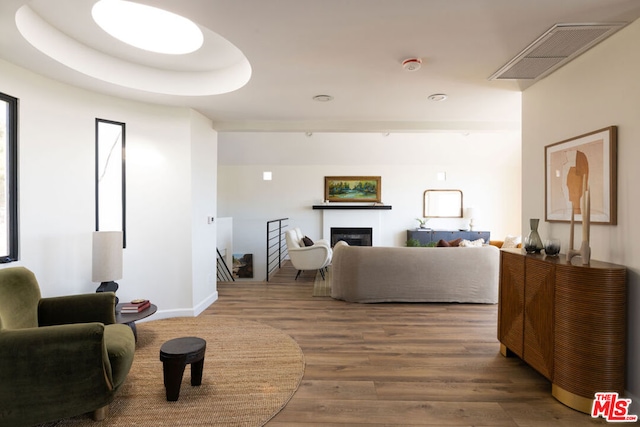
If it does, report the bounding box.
[92,0,204,55]
[15,1,251,96]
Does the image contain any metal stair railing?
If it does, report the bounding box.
[266,218,289,281]
[216,248,235,282]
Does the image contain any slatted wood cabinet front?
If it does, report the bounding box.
[497,248,627,414]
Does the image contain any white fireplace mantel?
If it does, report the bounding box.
[318,207,390,246]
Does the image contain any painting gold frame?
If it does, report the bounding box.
[544,126,617,224]
[324,176,381,203]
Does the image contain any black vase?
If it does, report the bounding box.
[524,218,543,253]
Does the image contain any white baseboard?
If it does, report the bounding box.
[136,291,218,323]
[194,291,219,316]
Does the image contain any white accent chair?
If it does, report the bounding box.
[285,227,332,279]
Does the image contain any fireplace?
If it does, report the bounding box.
[331,227,372,247]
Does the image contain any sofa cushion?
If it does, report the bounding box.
[302,236,314,246]
[459,238,485,247]
[502,235,521,248]
[436,238,462,247]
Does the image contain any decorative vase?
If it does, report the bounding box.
[524,218,543,253]
[544,238,561,256]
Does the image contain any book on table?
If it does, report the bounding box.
[121,299,151,313]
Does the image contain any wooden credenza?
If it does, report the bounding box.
[498,248,627,413]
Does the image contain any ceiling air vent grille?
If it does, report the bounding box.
[489,23,626,81]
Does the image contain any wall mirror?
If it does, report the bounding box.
[95,118,126,247]
[423,189,463,218]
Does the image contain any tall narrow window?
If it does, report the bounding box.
[95,118,126,247]
[0,93,18,262]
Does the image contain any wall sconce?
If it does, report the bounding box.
[92,231,123,305]
[263,171,272,181]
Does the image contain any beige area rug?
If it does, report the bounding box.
[40,316,305,427]
[312,267,332,297]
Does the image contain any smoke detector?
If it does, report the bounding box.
[402,58,422,71]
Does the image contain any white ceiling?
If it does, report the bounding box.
[1,0,640,133]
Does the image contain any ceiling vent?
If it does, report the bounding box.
[489,23,627,83]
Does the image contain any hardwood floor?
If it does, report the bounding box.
[205,263,607,426]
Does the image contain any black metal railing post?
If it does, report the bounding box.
[266,218,289,281]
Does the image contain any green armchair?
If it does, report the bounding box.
[0,267,135,426]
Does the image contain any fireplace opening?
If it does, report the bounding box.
[331,227,373,247]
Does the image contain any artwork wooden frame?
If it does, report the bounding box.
[324,176,381,203]
[545,126,617,224]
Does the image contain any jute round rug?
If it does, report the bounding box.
[40,316,305,427]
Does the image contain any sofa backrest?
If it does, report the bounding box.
[331,243,500,303]
[0,267,41,330]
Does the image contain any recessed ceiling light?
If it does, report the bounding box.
[428,93,448,102]
[92,0,204,55]
[312,95,334,102]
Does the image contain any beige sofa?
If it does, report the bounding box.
[330,241,500,303]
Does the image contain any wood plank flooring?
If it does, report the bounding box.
[204,263,607,426]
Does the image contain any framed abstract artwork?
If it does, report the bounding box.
[324,176,381,203]
[545,126,617,224]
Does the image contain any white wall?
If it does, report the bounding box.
[188,110,219,314]
[218,131,522,280]
[0,59,217,317]
[522,18,640,407]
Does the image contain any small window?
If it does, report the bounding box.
[95,118,126,247]
[0,93,18,262]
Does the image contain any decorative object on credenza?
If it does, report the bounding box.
[415,217,429,229]
[466,207,476,231]
[566,178,591,264]
[524,218,544,253]
[544,239,561,256]
[93,231,123,305]
[545,126,617,225]
[324,176,381,203]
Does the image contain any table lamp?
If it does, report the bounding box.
[93,231,123,305]
[466,208,476,231]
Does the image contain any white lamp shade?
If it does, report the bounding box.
[92,231,123,282]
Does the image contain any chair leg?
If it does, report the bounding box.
[92,405,109,421]
[295,270,302,280]
[319,269,325,280]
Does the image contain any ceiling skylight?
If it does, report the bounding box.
[92,0,203,55]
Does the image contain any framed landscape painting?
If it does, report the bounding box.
[324,176,381,202]
[545,126,617,224]
[232,253,254,278]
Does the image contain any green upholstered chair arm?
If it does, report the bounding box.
[38,292,117,326]
[0,323,114,426]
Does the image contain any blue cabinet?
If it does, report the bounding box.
[406,229,490,246]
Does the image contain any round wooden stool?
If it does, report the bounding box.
[159,336,206,401]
